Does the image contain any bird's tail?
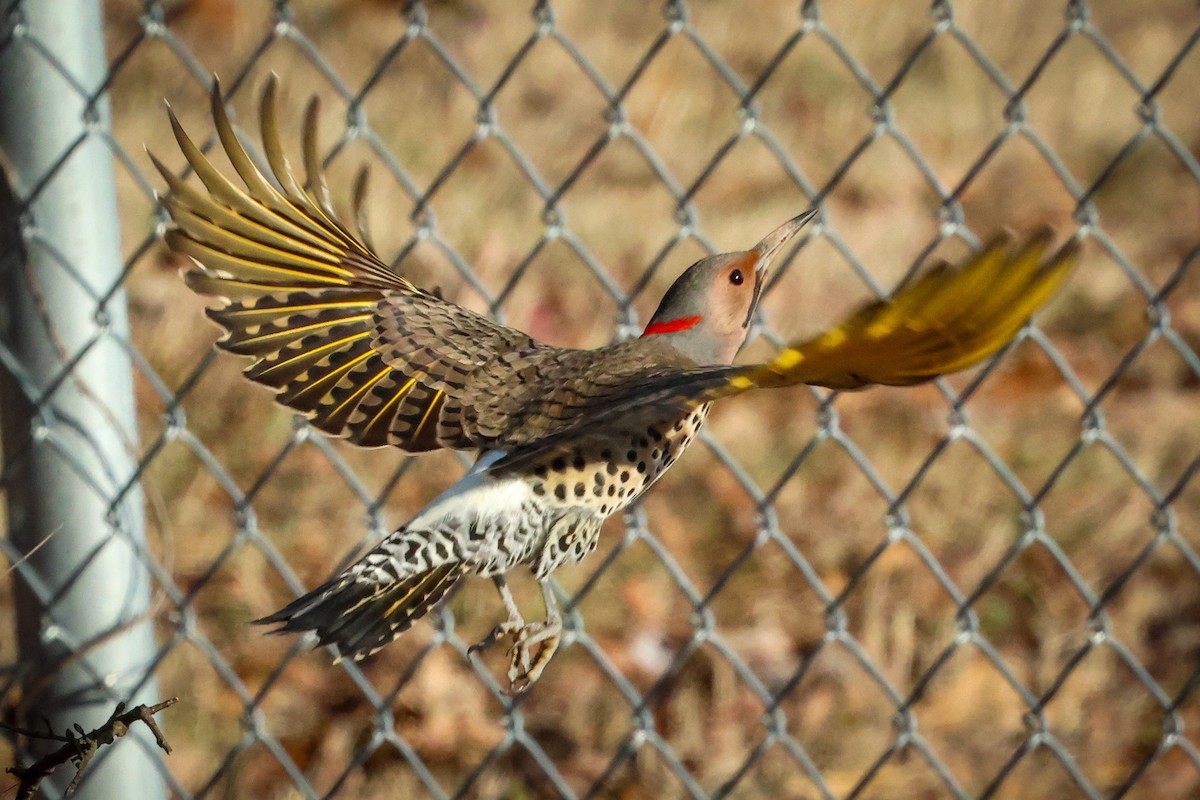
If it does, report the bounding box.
[256,559,467,661]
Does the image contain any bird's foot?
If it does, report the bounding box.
[468,619,559,693]
[470,576,563,693]
[506,618,561,694]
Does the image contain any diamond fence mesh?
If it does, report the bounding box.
[2,0,1199,797]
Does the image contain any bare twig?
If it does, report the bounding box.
[2,697,178,799]
[2,525,63,578]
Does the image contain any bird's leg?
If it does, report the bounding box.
[507,579,563,692]
[468,576,525,655]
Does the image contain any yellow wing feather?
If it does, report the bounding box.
[729,230,1078,395]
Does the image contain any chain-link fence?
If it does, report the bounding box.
[2,1,1199,797]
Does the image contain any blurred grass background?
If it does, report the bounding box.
[3,0,1200,797]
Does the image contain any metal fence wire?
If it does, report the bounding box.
[2,0,1199,798]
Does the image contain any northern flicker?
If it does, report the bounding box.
[154,78,1078,691]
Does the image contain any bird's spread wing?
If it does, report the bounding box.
[155,77,548,451]
[491,231,1078,473]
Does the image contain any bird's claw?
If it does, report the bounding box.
[505,622,561,694]
[472,577,563,693]
[469,619,561,693]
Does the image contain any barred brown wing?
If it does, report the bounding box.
[157,77,550,452]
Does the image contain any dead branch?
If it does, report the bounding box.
[3,697,178,799]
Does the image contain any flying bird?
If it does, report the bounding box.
[153,77,1078,691]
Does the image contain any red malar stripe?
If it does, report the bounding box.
[642,315,702,337]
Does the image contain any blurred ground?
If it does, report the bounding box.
[3,0,1200,797]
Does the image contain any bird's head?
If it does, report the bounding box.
[642,209,816,364]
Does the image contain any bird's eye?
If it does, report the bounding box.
[729,268,744,286]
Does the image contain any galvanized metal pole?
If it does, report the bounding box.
[0,2,166,798]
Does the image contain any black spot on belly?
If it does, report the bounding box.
[574,483,586,498]
[626,449,637,462]
[573,453,586,470]
[552,457,567,471]
[533,484,546,497]
[555,485,567,500]
[620,470,630,482]
[636,461,647,474]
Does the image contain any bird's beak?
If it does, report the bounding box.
[741,208,817,327]
[751,208,817,275]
